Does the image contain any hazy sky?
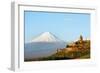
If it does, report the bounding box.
[24,11,90,43]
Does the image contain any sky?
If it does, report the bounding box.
[24,11,90,43]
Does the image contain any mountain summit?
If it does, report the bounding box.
[31,32,63,42]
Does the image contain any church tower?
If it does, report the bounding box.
[79,35,83,43]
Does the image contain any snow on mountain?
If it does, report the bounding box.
[30,32,63,43]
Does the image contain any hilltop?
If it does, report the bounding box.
[49,35,90,59]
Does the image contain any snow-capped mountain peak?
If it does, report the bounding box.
[31,32,63,42]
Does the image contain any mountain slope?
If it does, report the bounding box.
[24,32,66,60]
[31,32,63,42]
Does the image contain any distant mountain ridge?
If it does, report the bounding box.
[24,32,66,60]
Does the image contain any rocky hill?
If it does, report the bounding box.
[50,35,90,59]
